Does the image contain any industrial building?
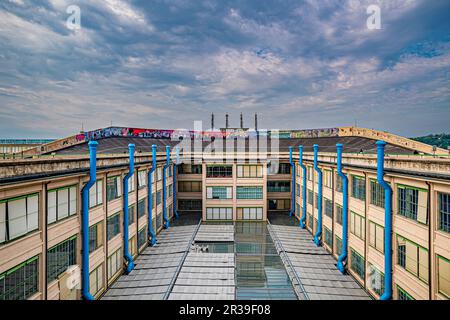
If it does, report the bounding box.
[0,118,449,300]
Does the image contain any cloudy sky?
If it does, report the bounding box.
[0,0,449,138]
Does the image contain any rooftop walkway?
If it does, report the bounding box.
[268,218,371,300]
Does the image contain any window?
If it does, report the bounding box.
[156,213,162,230]
[137,228,147,250]
[89,222,103,253]
[351,175,366,201]
[107,248,121,281]
[127,174,135,193]
[324,198,333,218]
[206,207,232,220]
[324,170,332,188]
[296,183,301,197]
[168,165,172,177]
[89,180,103,208]
[207,186,232,199]
[307,166,313,181]
[350,211,366,240]
[129,235,137,256]
[178,181,202,192]
[178,199,202,211]
[47,186,77,224]
[368,264,384,297]
[237,207,263,220]
[179,164,202,174]
[397,286,414,300]
[156,167,163,181]
[307,190,313,205]
[237,165,263,178]
[268,163,290,175]
[138,198,146,219]
[89,264,103,297]
[168,184,173,197]
[397,235,429,283]
[268,199,290,210]
[336,204,343,225]
[0,193,39,244]
[168,204,173,219]
[437,255,449,298]
[236,186,263,199]
[107,176,122,202]
[267,181,290,192]
[335,236,342,256]
[324,227,332,248]
[107,212,120,241]
[438,193,449,233]
[336,174,344,193]
[369,221,384,253]
[47,236,77,282]
[350,248,365,280]
[307,214,313,229]
[0,256,39,300]
[128,204,135,226]
[156,191,162,206]
[206,165,232,178]
[370,180,385,208]
[397,185,428,224]
[138,170,146,189]
[315,193,318,208]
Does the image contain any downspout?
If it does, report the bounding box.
[313,144,323,246]
[377,141,393,300]
[289,146,295,217]
[162,145,170,229]
[173,147,180,219]
[147,145,157,246]
[81,141,97,300]
[299,146,307,229]
[123,144,135,274]
[337,143,349,273]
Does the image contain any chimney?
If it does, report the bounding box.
[211,113,215,130]
[254,113,258,131]
[240,113,243,129]
[225,113,229,129]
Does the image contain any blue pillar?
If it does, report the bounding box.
[173,147,180,219]
[377,141,393,300]
[289,146,295,217]
[299,146,307,228]
[162,145,170,229]
[147,144,157,246]
[123,144,135,274]
[313,144,323,246]
[81,141,97,300]
[336,143,349,273]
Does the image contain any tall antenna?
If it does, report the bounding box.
[240,112,243,129]
[225,113,229,129]
[255,113,258,131]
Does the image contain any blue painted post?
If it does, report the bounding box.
[289,146,295,217]
[336,143,349,273]
[147,145,157,246]
[299,146,307,228]
[377,141,393,300]
[313,144,323,246]
[173,147,180,219]
[81,141,97,300]
[162,145,170,229]
[123,144,135,274]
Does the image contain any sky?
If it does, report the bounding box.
[0,0,449,139]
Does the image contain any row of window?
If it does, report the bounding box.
[205,207,264,220]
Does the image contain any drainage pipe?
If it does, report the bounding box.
[173,147,180,219]
[81,141,97,300]
[123,144,135,274]
[336,143,349,273]
[299,146,307,229]
[289,146,295,217]
[147,145,157,246]
[162,145,171,229]
[313,144,323,246]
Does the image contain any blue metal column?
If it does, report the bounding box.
[377,140,393,300]
[81,141,97,300]
[147,144,157,246]
[173,146,180,219]
[123,144,135,274]
[299,145,307,229]
[162,145,170,229]
[313,144,323,246]
[289,146,295,217]
[336,143,349,273]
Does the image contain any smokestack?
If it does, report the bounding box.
[211,113,215,130]
[254,113,258,131]
[226,113,229,129]
[240,112,243,129]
